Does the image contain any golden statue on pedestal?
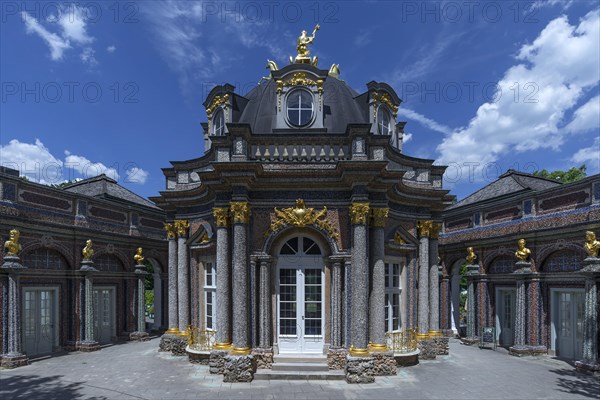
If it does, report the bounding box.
[291,25,320,66]
[585,231,600,257]
[515,239,531,262]
[4,229,22,256]
[466,247,477,264]
[134,247,144,264]
[82,239,94,261]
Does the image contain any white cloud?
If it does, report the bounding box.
[436,9,600,179]
[21,12,71,60]
[570,136,600,171]
[126,167,149,184]
[57,5,94,45]
[80,47,98,66]
[402,133,413,143]
[107,45,116,53]
[0,139,64,184]
[64,153,119,180]
[398,108,452,135]
[565,95,600,133]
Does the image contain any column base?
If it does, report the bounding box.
[251,347,273,369]
[349,346,369,357]
[367,343,388,352]
[209,350,229,374]
[509,345,547,357]
[230,346,251,356]
[129,331,150,342]
[327,348,348,370]
[428,330,443,338]
[415,332,430,341]
[417,339,437,360]
[575,360,600,375]
[371,351,397,376]
[165,327,180,334]
[223,354,256,382]
[77,340,100,352]
[213,342,233,351]
[158,333,187,355]
[345,355,375,384]
[0,353,29,369]
[431,336,449,356]
[460,336,480,346]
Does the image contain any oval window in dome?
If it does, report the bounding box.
[286,89,314,127]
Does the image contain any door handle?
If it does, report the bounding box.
[302,316,305,320]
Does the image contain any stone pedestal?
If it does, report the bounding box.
[345,355,375,384]
[371,351,396,376]
[158,333,187,356]
[417,339,437,360]
[251,347,273,369]
[327,347,348,370]
[209,349,229,374]
[130,264,149,342]
[576,257,600,374]
[79,260,100,352]
[223,355,255,382]
[0,255,29,369]
[432,336,449,355]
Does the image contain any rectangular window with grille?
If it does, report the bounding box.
[385,262,402,332]
[204,260,216,330]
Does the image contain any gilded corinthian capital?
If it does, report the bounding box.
[370,208,389,228]
[213,208,230,227]
[230,202,251,224]
[164,223,177,239]
[417,220,433,237]
[174,220,190,237]
[430,223,442,239]
[350,203,370,225]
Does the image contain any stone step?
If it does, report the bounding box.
[273,355,327,363]
[254,369,345,381]
[272,362,329,372]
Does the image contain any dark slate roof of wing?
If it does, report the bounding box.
[62,174,159,209]
[238,77,367,133]
[448,170,561,209]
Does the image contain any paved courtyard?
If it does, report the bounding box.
[1,337,598,400]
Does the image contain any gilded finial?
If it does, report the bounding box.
[585,231,600,258]
[329,64,341,79]
[466,247,477,264]
[134,247,144,265]
[292,24,320,66]
[4,229,22,256]
[82,239,94,261]
[515,239,531,262]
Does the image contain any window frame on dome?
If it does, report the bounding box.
[212,109,225,136]
[376,105,392,135]
[285,88,315,128]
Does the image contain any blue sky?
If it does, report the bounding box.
[1,0,599,201]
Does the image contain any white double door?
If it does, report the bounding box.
[22,288,58,356]
[496,288,516,347]
[93,287,116,344]
[277,256,324,354]
[553,290,584,359]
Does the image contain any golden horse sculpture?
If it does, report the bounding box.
[259,60,279,84]
[82,239,94,261]
[134,247,144,265]
[4,229,22,256]
[515,239,531,262]
[585,231,600,258]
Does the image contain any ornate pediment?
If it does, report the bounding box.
[266,199,338,239]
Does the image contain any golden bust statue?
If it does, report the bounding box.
[134,247,144,264]
[82,239,94,261]
[466,247,477,264]
[293,25,320,65]
[4,229,22,256]
[585,231,600,257]
[515,239,531,262]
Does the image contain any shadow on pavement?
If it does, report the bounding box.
[0,374,107,400]
[549,367,600,398]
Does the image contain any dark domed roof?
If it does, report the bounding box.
[239,77,369,134]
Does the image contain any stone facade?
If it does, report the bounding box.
[345,356,375,384]
[327,348,348,370]
[251,348,273,369]
[158,334,187,356]
[371,351,396,376]
[417,339,438,360]
[223,355,255,383]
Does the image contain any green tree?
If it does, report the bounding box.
[533,165,587,183]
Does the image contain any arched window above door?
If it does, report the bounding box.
[279,236,322,256]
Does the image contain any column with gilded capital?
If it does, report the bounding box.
[368,207,388,351]
[416,220,432,340]
[175,220,190,334]
[258,256,272,348]
[213,208,232,349]
[428,223,441,337]
[230,202,251,355]
[349,202,370,356]
[164,223,179,334]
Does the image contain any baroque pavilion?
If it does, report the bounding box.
[152,27,453,382]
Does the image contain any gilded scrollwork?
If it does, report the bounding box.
[416,220,433,237]
[164,222,177,239]
[266,199,338,240]
[174,220,190,237]
[373,92,399,119]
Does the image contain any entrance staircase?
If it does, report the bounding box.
[254,355,345,380]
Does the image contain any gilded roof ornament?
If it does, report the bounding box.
[205,94,229,117]
[4,229,22,256]
[585,231,600,258]
[291,25,320,66]
[266,199,338,240]
[329,64,341,80]
[82,239,94,261]
[515,238,531,262]
[373,92,399,119]
[134,247,144,265]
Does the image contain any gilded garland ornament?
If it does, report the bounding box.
[372,92,399,119]
[350,203,370,225]
[82,239,94,261]
[371,208,389,228]
[4,228,22,256]
[164,223,177,239]
[205,94,229,117]
[466,247,477,265]
[134,247,144,265]
[230,202,251,224]
[585,231,600,257]
[266,199,338,239]
[417,220,433,237]
[174,220,190,237]
[515,238,531,262]
[213,207,230,227]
